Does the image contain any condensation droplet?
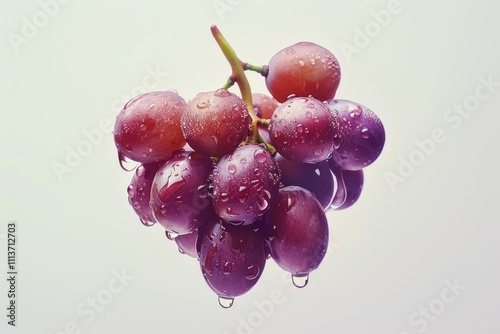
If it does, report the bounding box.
[220,192,229,202]
[254,149,267,163]
[228,164,237,174]
[196,101,210,109]
[226,207,239,217]
[127,185,135,198]
[245,264,260,280]
[298,60,305,67]
[296,124,304,133]
[165,231,178,240]
[218,296,234,309]
[291,274,309,288]
[361,127,370,139]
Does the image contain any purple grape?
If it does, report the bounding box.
[274,154,335,210]
[150,150,216,235]
[174,229,200,258]
[325,99,385,170]
[127,162,163,226]
[269,96,339,163]
[263,186,329,287]
[211,144,281,225]
[329,160,364,210]
[197,217,266,307]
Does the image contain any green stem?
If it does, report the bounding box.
[243,63,269,76]
[210,25,276,155]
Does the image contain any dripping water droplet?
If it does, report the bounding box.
[291,274,309,288]
[218,296,234,309]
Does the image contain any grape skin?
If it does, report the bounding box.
[269,96,339,163]
[181,89,251,158]
[150,150,216,235]
[263,186,329,277]
[326,99,385,170]
[197,217,267,299]
[211,144,281,225]
[265,41,341,103]
[127,162,163,226]
[114,91,186,164]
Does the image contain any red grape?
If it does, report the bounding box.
[181,89,251,157]
[326,99,385,170]
[211,144,281,225]
[265,42,341,102]
[197,217,266,306]
[252,92,279,119]
[150,150,216,235]
[114,91,186,164]
[263,186,329,287]
[269,96,339,163]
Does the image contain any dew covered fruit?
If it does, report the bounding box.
[265,41,341,102]
[114,91,186,164]
[181,89,251,158]
[112,25,386,308]
[326,99,385,170]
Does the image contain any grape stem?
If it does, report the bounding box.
[210,25,275,155]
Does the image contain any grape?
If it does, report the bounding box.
[269,96,339,163]
[326,99,385,170]
[114,91,186,165]
[263,186,329,286]
[212,144,281,225]
[150,150,216,235]
[252,93,279,119]
[174,229,200,258]
[197,217,266,306]
[265,42,341,103]
[275,154,335,210]
[127,162,162,226]
[329,160,364,210]
[181,89,251,157]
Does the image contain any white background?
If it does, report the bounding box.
[1,0,499,333]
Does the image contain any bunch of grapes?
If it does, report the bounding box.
[113,25,385,308]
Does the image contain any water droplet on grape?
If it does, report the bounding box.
[257,196,269,212]
[306,111,312,118]
[127,185,135,197]
[240,158,247,164]
[298,60,305,67]
[333,135,341,149]
[198,184,209,198]
[167,88,178,94]
[228,164,237,174]
[313,116,320,123]
[286,94,297,100]
[211,135,219,145]
[226,207,239,217]
[139,217,155,227]
[361,127,370,139]
[175,195,182,204]
[286,193,298,213]
[310,58,316,65]
[291,274,309,288]
[196,101,210,109]
[296,124,304,133]
[218,296,234,309]
[220,192,229,202]
[238,186,249,203]
[250,179,263,191]
[133,202,141,210]
[254,149,267,163]
[223,262,233,275]
[166,231,179,240]
[245,264,260,280]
